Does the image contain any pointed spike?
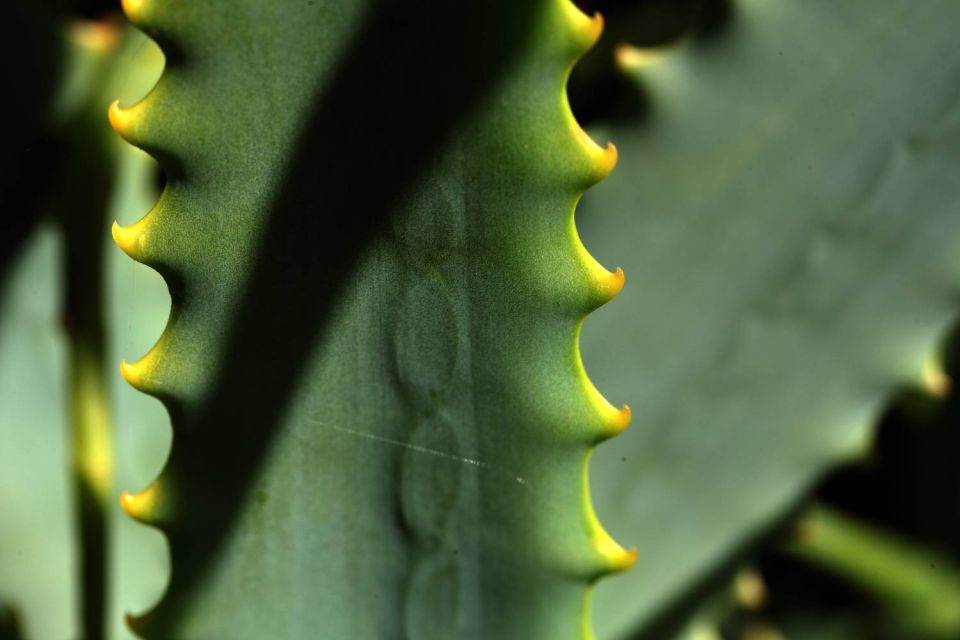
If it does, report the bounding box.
[602,265,625,301]
[121,0,146,23]
[597,141,618,179]
[119,358,136,386]
[609,403,632,436]
[570,132,618,186]
[562,1,604,50]
[108,99,134,141]
[579,347,632,440]
[593,401,631,439]
[614,547,639,573]
[120,482,162,524]
[615,44,667,72]
[582,12,604,49]
[734,568,768,610]
[592,522,638,574]
[112,220,143,259]
[69,19,121,52]
[582,451,637,577]
[119,357,152,393]
[921,357,951,398]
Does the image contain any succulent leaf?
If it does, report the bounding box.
[112,0,629,637]
[580,0,960,636]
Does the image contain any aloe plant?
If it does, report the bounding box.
[2,0,960,639]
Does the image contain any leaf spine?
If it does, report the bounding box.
[561,2,604,51]
[121,0,148,27]
[582,454,638,575]
[572,323,633,442]
[558,2,618,187]
[601,265,626,302]
[920,354,951,398]
[111,219,148,261]
[108,99,140,146]
[615,44,668,71]
[119,355,156,395]
[562,0,635,589]
[69,19,121,52]
[120,481,163,525]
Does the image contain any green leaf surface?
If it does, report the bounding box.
[580,1,960,636]
[111,1,630,637]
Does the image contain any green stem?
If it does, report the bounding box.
[67,340,112,640]
[789,504,960,639]
[59,80,117,640]
[61,164,114,640]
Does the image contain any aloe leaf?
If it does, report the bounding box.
[111,0,631,637]
[0,22,166,640]
[579,1,960,636]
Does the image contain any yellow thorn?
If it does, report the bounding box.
[583,451,636,577]
[578,336,632,439]
[583,377,632,439]
[108,99,146,145]
[562,1,604,49]
[570,132,618,185]
[582,12,604,48]
[608,403,632,436]
[120,482,160,523]
[921,357,951,398]
[603,265,625,300]
[121,0,145,22]
[615,44,666,72]
[598,141,618,177]
[734,568,768,610]
[119,357,152,392]
[594,524,638,573]
[69,19,121,52]
[617,547,639,571]
[111,220,143,258]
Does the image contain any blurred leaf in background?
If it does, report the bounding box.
[0,8,169,639]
